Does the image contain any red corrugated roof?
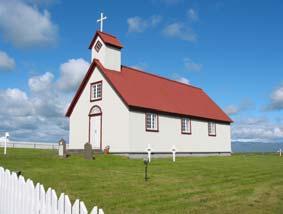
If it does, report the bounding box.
[66,60,232,123]
[89,31,123,49]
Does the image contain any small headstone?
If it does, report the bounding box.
[84,143,94,160]
[58,139,67,158]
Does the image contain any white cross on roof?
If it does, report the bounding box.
[97,12,107,32]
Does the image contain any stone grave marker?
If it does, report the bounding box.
[84,142,94,160]
[58,139,67,158]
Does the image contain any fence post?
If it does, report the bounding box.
[90,206,98,214]
[72,199,80,214]
[80,201,88,214]
[58,193,65,214]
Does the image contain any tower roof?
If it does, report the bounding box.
[89,31,123,49]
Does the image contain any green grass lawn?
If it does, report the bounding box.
[1,149,283,213]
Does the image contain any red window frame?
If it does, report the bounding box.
[181,118,192,135]
[208,121,217,137]
[145,113,159,132]
[90,81,102,102]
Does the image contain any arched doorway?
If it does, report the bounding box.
[88,105,102,149]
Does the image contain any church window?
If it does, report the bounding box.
[145,113,159,132]
[90,81,102,101]
[181,118,191,134]
[208,122,216,136]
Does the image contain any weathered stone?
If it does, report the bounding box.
[84,143,94,160]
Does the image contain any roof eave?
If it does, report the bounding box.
[129,105,233,124]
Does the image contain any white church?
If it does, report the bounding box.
[66,14,233,156]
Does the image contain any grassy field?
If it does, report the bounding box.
[0,149,283,213]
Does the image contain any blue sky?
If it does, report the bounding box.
[0,0,282,142]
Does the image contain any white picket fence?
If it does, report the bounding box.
[0,167,104,214]
[0,141,67,150]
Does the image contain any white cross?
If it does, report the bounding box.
[146,144,152,163]
[278,148,282,157]
[172,145,176,162]
[97,12,107,32]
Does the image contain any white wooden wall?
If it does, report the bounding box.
[0,167,104,214]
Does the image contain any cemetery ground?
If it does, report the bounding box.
[1,149,283,213]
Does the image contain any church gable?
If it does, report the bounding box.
[65,60,128,117]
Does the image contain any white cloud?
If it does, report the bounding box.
[225,105,239,115]
[0,57,90,142]
[187,9,199,22]
[0,0,58,48]
[0,51,15,71]
[163,22,197,42]
[127,15,162,33]
[184,58,202,72]
[225,99,254,115]
[176,77,190,85]
[28,72,54,92]
[0,88,33,117]
[131,62,148,71]
[172,73,190,85]
[0,78,68,142]
[150,15,162,26]
[267,85,283,110]
[127,17,147,33]
[57,58,90,92]
[232,117,283,143]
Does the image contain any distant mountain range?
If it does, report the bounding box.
[232,141,283,153]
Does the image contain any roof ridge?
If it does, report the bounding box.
[97,31,117,39]
[122,65,202,90]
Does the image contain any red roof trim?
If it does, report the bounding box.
[88,31,123,50]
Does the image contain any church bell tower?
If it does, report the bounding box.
[88,13,123,72]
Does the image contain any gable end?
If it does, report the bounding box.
[65,60,129,117]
